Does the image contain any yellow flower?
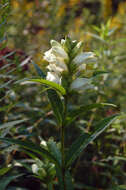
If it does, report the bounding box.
[118,2,126,15]
[25,2,34,17]
[25,2,34,10]
[110,17,121,29]
[75,17,83,34]
[69,0,80,7]
[102,0,112,18]
[12,0,19,9]
[57,4,67,18]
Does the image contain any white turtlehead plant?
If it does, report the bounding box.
[1,37,118,190]
[44,37,97,93]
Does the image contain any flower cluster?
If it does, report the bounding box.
[44,40,68,84]
[44,37,97,92]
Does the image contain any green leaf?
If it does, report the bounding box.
[0,51,15,61]
[65,114,119,168]
[117,185,126,190]
[0,79,13,89]
[47,139,62,166]
[47,182,53,190]
[32,61,46,78]
[14,160,32,173]
[0,119,27,130]
[111,38,126,44]
[0,119,28,137]
[71,41,83,59]
[20,149,38,160]
[84,32,106,43]
[112,185,126,190]
[0,166,12,176]
[93,70,110,77]
[66,103,116,126]
[7,187,28,190]
[74,183,98,190]
[47,89,64,125]
[0,138,60,168]
[28,78,66,95]
[0,103,16,112]
[65,171,74,190]
[0,174,23,190]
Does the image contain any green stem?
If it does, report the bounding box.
[47,182,53,190]
[61,124,65,190]
[61,95,68,190]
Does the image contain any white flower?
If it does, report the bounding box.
[46,72,61,84]
[44,40,68,78]
[70,78,93,91]
[50,40,62,48]
[32,164,39,174]
[44,38,97,91]
[61,39,65,45]
[76,41,83,49]
[51,46,68,59]
[73,52,96,65]
[47,61,67,73]
[77,63,86,71]
[40,140,47,147]
[44,49,56,62]
[44,47,68,63]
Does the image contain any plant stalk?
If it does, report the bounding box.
[61,95,68,190]
[47,182,53,190]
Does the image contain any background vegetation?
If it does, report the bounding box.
[1,0,126,189]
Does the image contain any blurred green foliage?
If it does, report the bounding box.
[1,0,126,189]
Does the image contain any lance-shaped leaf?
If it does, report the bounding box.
[65,114,119,168]
[47,182,53,190]
[66,103,116,126]
[0,51,15,61]
[0,166,12,176]
[47,139,62,166]
[56,168,74,190]
[0,174,23,190]
[0,138,60,168]
[47,89,64,125]
[0,119,27,130]
[32,61,46,78]
[116,185,126,190]
[65,171,74,190]
[28,78,66,95]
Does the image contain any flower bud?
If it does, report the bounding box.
[46,72,61,84]
[70,77,94,91]
[73,52,96,65]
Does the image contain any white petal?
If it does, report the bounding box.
[46,72,61,84]
[72,40,77,43]
[73,52,96,65]
[50,40,62,48]
[76,41,83,49]
[70,78,92,91]
[55,58,68,71]
[40,140,47,147]
[61,39,65,45]
[77,63,86,71]
[44,49,56,62]
[47,63,64,73]
[52,46,68,60]
[32,164,39,174]
[47,57,68,73]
